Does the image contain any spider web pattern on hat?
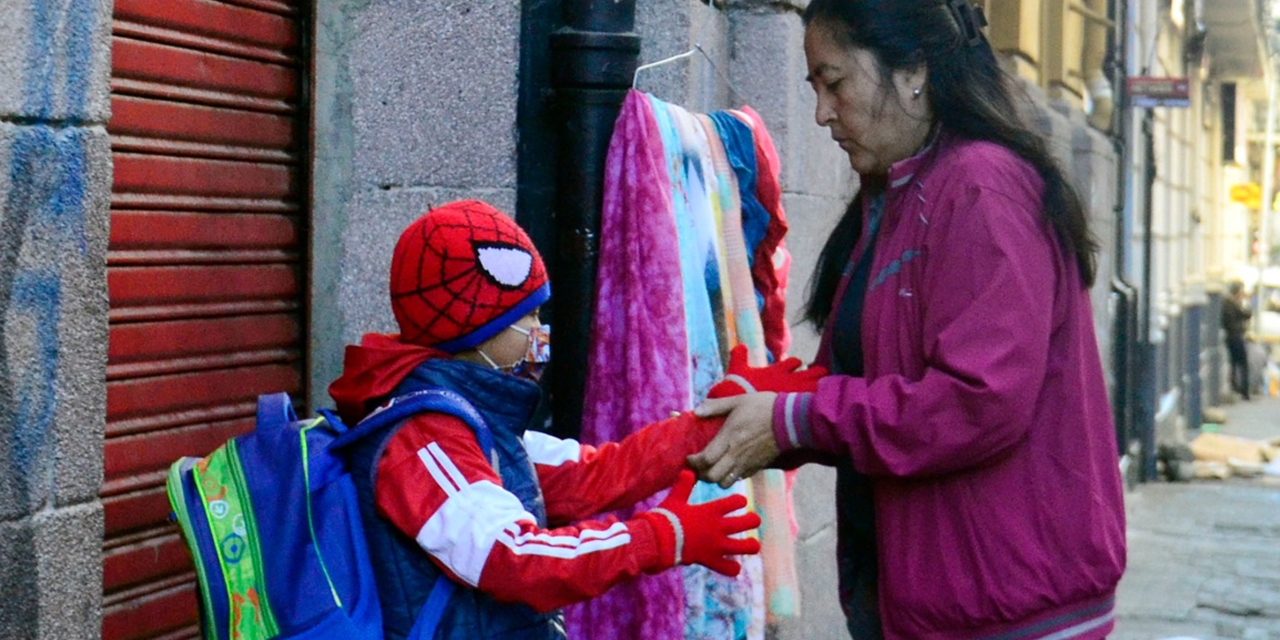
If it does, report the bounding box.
[390,200,550,352]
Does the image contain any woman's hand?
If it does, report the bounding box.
[687,392,780,488]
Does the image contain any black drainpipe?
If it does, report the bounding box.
[539,2,640,438]
[1106,0,1135,459]
[1138,108,1158,482]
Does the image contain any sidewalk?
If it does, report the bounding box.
[1112,395,1280,640]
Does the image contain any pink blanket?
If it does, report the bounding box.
[564,89,688,640]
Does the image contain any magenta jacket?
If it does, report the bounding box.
[774,133,1126,640]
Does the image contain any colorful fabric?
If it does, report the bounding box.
[389,200,551,352]
[700,113,800,625]
[730,107,791,361]
[652,97,724,399]
[680,107,757,640]
[567,89,689,640]
[772,132,1125,640]
[707,112,769,273]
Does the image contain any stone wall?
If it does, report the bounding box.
[311,0,523,406]
[0,0,113,637]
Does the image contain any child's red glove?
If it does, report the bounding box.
[640,470,761,576]
[707,344,828,399]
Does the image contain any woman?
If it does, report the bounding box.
[688,2,1126,639]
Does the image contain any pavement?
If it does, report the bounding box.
[1112,394,1280,640]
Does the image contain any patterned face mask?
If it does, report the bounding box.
[477,323,551,381]
[507,323,551,381]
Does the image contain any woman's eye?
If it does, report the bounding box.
[826,79,842,92]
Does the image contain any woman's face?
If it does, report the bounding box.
[804,22,933,176]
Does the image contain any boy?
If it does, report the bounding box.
[329,200,819,640]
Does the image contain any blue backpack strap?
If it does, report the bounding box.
[331,389,489,640]
[256,392,297,431]
[329,388,494,457]
[405,575,457,640]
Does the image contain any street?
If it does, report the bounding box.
[1114,396,1280,640]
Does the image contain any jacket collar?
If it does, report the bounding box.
[399,358,544,435]
[881,126,946,192]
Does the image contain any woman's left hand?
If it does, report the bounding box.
[687,392,780,488]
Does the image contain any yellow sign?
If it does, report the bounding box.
[1231,182,1261,205]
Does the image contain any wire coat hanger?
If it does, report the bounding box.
[632,43,748,106]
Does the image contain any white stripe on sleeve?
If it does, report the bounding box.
[427,441,470,490]
[496,521,632,559]
[417,447,461,496]
[522,430,582,467]
[414,480,538,586]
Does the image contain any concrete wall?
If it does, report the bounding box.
[0,0,112,637]
[311,0,522,408]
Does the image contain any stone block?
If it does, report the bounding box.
[0,504,103,640]
[781,192,848,356]
[349,0,520,191]
[0,517,38,640]
[0,0,112,123]
[0,124,110,520]
[31,503,102,640]
[635,0,728,109]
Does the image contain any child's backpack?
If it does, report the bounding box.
[167,389,494,640]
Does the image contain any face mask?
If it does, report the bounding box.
[476,323,551,382]
[509,323,551,381]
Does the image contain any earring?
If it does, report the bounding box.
[912,87,922,98]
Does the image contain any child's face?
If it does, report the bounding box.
[478,311,543,369]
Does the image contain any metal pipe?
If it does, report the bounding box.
[1140,109,1158,481]
[545,0,640,439]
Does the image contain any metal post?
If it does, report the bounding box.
[1106,0,1140,461]
[1139,110,1159,481]
[546,0,640,438]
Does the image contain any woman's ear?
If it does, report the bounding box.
[894,61,928,103]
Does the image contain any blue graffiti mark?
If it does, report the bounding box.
[10,272,61,481]
[1,125,88,510]
[62,0,99,116]
[23,0,99,119]
[53,129,89,256]
[23,0,55,117]
[6,127,89,255]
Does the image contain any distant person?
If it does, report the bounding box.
[1222,280,1252,400]
[687,1,1126,639]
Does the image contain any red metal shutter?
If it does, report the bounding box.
[102,0,308,638]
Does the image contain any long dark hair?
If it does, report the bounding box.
[802,0,1099,330]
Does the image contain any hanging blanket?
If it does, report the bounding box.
[708,110,802,625]
[731,107,791,361]
[566,89,688,640]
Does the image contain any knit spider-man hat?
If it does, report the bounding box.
[390,200,551,352]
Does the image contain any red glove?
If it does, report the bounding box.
[640,470,762,576]
[707,344,828,399]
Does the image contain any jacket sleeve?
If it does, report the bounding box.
[529,412,722,525]
[773,182,1057,478]
[374,413,668,613]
